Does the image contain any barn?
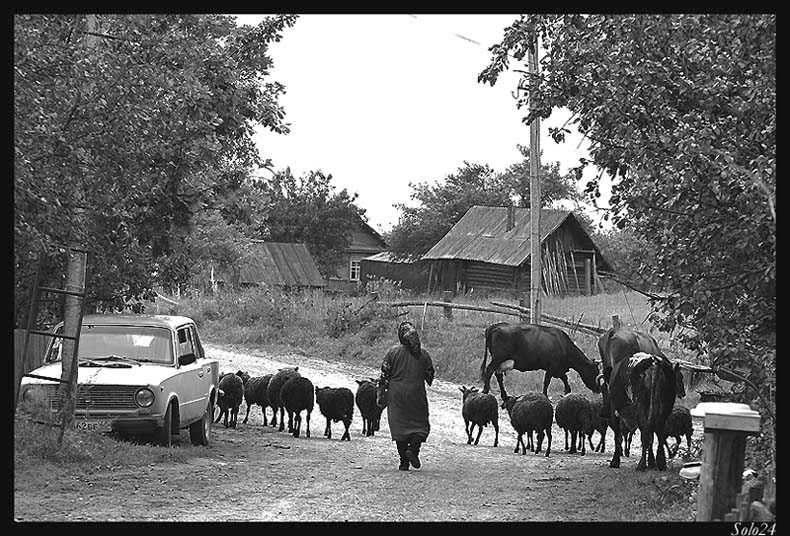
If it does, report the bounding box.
[421,205,611,296]
[239,241,325,290]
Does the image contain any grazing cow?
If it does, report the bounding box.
[598,327,686,399]
[481,323,601,400]
[598,352,679,470]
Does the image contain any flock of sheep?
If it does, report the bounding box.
[459,385,693,460]
[213,367,383,440]
[213,365,692,464]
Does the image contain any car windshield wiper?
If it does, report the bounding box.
[90,355,142,366]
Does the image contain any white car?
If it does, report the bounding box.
[18,314,220,446]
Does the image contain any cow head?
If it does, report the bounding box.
[578,359,602,393]
[674,364,686,398]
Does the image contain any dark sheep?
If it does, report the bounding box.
[355,378,382,437]
[661,405,693,458]
[315,386,354,441]
[584,396,609,453]
[215,370,249,428]
[242,373,274,425]
[459,385,499,447]
[501,392,553,457]
[267,366,300,432]
[280,375,314,438]
[555,393,593,455]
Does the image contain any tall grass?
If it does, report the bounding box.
[159,284,678,400]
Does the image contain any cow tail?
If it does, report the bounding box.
[480,325,492,381]
[648,357,660,433]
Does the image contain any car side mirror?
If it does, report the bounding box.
[179,353,197,366]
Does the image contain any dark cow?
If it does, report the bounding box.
[598,351,679,470]
[598,327,686,399]
[481,323,601,400]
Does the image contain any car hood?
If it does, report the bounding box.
[22,362,180,386]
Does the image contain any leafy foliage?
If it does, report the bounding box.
[481,15,775,432]
[252,168,369,277]
[387,154,581,259]
[14,14,297,324]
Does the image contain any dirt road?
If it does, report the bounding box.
[13,343,698,522]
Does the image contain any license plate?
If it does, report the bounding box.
[74,419,112,432]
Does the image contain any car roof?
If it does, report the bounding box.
[73,314,196,330]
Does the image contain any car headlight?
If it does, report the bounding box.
[135,387,155,408]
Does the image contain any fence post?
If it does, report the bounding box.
[693,403,761,521]
[612,315,620,329]
[518,294,530,322]
[442,290,453,321]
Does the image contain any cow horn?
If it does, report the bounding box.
[595,373,605,386]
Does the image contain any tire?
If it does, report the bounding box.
[153,402,174,447]
[190,401,212,446]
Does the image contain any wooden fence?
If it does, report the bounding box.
[14,329,50,403]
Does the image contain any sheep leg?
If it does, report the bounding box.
[292,412,300,438]
[493,421,499,447]
[569,430,577,454]
[527,431,534,451]
[361,418,367,436]
[278,407,286,432]
[243,404,251,424]
[465,419,473,444]
[270,406,277,427]
[544,428,552,457]
[579,431,586,456]
[341,419,351,441]
[305,411,311,438]
[564,429,569,450]
[261,406,268,427]
[474,424,484,446]
[685,433,692,456]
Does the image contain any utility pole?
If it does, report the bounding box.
[57,14,96,442]
[529,32,542,325]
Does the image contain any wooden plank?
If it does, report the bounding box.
[705,411,761,434]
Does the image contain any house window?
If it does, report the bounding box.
[349,260,360,281]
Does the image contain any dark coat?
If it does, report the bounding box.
[379,343,435,442]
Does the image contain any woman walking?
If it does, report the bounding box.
[377,321,435,471]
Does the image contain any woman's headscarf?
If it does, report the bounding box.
[397,321,421,357]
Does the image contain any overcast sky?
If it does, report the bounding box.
[235,14,608,234]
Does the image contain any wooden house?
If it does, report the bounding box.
[421,205,611,296]
[239,241,325,290]
[326,219,387,292]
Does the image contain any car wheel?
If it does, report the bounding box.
[153,402,173,447]
[190,401,212,446]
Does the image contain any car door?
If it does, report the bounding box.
[175,324,210,425]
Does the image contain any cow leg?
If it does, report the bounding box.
[243,404,252,424]
[495,371,508,400]
[542,372,553,397]
[559,372,572,395]
[515,433,523,454]
[609,418,622,468]
[637,428,651,471]
[535,431,543,454]
[482,363,498,394]
[324,418,331,439]
[474,424,484,446]
[656,433,668,470]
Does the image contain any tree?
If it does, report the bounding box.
[14,14,297,323]
[480,15,775,433]
[387,154,583,260]
[254,168,367,277]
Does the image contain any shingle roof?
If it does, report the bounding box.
[239,241,325,288]
[422,206,605,268]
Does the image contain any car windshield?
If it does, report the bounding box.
[46,324,174,365]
